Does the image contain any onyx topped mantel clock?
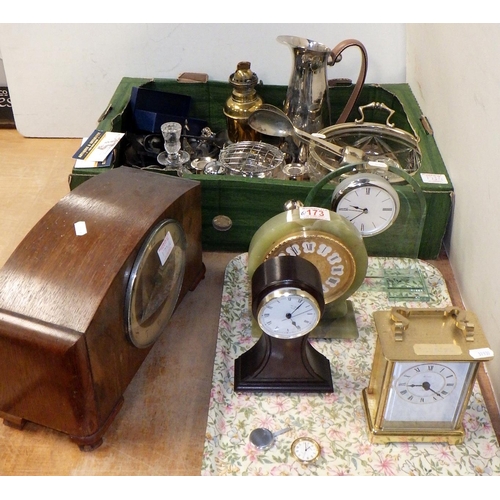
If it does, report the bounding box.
[247,201,368,339]
[0,167,205,450]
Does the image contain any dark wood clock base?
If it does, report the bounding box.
[1,396,124,451]
[234,334,334,393]
[69,397,124,451]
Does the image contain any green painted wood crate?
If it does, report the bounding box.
[69,77,452,259]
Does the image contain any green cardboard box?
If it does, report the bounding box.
[69,77,452,259]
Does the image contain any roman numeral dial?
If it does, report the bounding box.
[395,363,457,404]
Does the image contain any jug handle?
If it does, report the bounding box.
[329,39,368,124]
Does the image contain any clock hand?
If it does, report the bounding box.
[407,382,444,398]
[422,381,443,397]
[343,206,364,213]
[350,205,368,212]
[284,302,308,326]
[349,211,367,222]
[290,301,305,316]
[290,319,300,329]
[284,313,301,329]
[343,205,370,223]
[289,307,314,318]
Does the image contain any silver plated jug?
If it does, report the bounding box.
[278,35,368,134]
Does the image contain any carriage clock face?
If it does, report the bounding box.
[125,219,186,348]
[331,173,400,237]
[384,361,475,428]
[265,231,356,304]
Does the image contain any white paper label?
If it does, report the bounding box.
[420,173,448,184]
[157,231,174,266]
[298,206,331,221]
[469,347,494,360]
[74,221,87,236]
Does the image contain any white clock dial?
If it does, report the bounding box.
[256,288,321,339]
[291,437,321,463]
[332,173,400,237]
[396,363,457,403]
[383,361,475,429]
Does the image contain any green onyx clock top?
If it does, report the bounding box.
[248,205,368,306]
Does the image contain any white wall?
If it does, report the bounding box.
[407,24,500,407]
[0,23,405,137]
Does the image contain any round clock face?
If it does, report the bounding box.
[291,437,321,463]
[383,361,474,429]
[265,231,356,304]
[331,173,400,237]
[125,219,186,348]
[396,363,457,404]
[256,287,321,339]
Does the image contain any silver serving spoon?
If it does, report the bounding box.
[248,104,365,165]
[249,426,292,451]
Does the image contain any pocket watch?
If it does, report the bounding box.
[125,218,186,348]
[362,306,494,444]
[234,255,333,393]
[331,172,400,237]
[291,437,321,464]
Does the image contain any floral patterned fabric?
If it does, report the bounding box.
[201,255,500,476]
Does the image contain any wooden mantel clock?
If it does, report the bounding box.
[0,167,205,450]
[234,255,333,393]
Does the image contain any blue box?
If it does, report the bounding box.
[130,86,191,133]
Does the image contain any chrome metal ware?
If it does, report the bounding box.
[278,35,367,164]
[278,35,368,133]
[248,104,365,167]
[249,427,292,451]
[218,141,285,178]
[308,102,422,183]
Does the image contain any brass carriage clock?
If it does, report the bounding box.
[362,306,493,444]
